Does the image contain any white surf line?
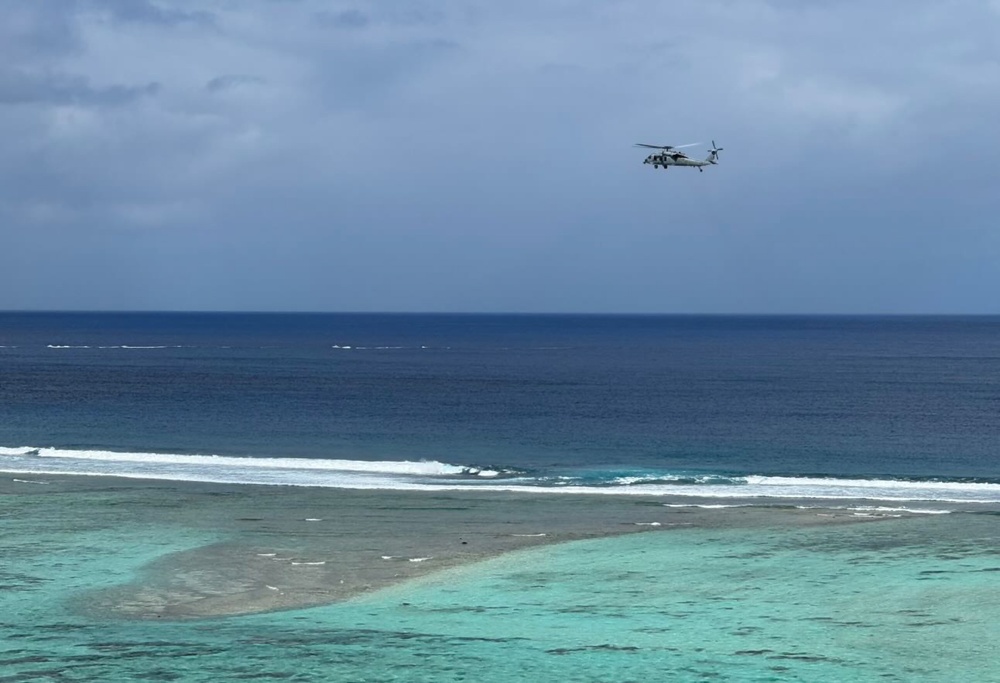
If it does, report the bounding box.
[12,478,49,485]
[408,557,432,563]
[511,533,547,537]
[846,506,952,515]
[662,503,750,509]
[304,518,322,522]
[291,561,327,566]
[852,512,901,518]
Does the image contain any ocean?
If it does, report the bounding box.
[3,312,1000,502]
[2,312,999,681]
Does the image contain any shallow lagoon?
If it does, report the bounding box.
[2,480,998,682]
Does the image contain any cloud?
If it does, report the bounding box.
[315,9,370,29]
[0,0,83,62]
[1,0,999,312]
[205,74,265,93]
[89,0,216,27]
[0,69,160,106]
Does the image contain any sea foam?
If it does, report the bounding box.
[2,445,999,506]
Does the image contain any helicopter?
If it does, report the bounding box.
[636,141,723,172]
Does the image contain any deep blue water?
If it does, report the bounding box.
[2,312,1000,500]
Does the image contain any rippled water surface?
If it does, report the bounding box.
[2,486,997,682]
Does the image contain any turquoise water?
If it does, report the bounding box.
[341,517,999,682]
[3,494,997,682]
[0,492,218,620]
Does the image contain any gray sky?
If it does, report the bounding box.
[2,0,999,313]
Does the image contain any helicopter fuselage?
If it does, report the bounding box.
[643,153,712,168]
[636,141,722,171]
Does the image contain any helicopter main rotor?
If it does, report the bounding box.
[634,142,701,151]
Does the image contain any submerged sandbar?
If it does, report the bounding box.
[2,474,912,620]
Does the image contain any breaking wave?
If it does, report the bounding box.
[2,446,999,507]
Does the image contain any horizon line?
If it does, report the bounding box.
[2,310,999,317]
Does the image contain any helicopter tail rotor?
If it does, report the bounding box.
[707,140,723,163]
